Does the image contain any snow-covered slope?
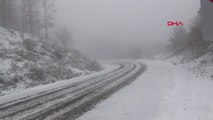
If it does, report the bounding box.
[0,27,102,96]
[182,52,213,79]
[157,44,213,80]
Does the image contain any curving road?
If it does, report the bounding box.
[0,62,146,120]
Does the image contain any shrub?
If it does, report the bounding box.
[52,46,67,60]
[200,60,207,64]
[22,39,37,51]
[29,66,46,81]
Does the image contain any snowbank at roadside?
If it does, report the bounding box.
[156,49,213,81]
[0,63,118,105]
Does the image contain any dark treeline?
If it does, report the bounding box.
[167,12,210,59]
[0,0,54,40]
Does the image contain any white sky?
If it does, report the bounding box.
[55,0,200,57]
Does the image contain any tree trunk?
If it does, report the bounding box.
[1,0,7,28]
[29,0,34,35]
[21,0,25,38]
[43,0,48,40]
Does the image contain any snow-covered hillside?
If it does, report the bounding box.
[182,52,213,80]
[0,27,102,96]
[157,44,213,81]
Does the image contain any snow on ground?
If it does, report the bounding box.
[182,52,213,80]
[77,60,213,120]
[0,63,118,105]
[0,26,102,96]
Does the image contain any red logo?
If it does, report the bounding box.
[210,0,213,3]
[167,21,183,26]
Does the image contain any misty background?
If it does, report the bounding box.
[55,0,200,59]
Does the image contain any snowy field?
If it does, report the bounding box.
[77,60,213,120]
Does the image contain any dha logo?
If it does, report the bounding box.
[167,21,183,26]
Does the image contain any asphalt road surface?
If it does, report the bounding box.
[0,62,146,120]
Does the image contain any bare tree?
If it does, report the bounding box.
[21,0,40,36]
[168,27,188,53]
[188,13,202,47]
[21,0,26,38]
[0,0,8,28]
[28,0,33,34]
[0,0,55,39]
[41,0,54,40]
[55,27,72,48]
[0,0,21,31]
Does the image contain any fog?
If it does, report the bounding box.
[55,0,200,59]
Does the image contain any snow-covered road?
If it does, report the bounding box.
[0,62,145,120]
[77,60,213,120]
